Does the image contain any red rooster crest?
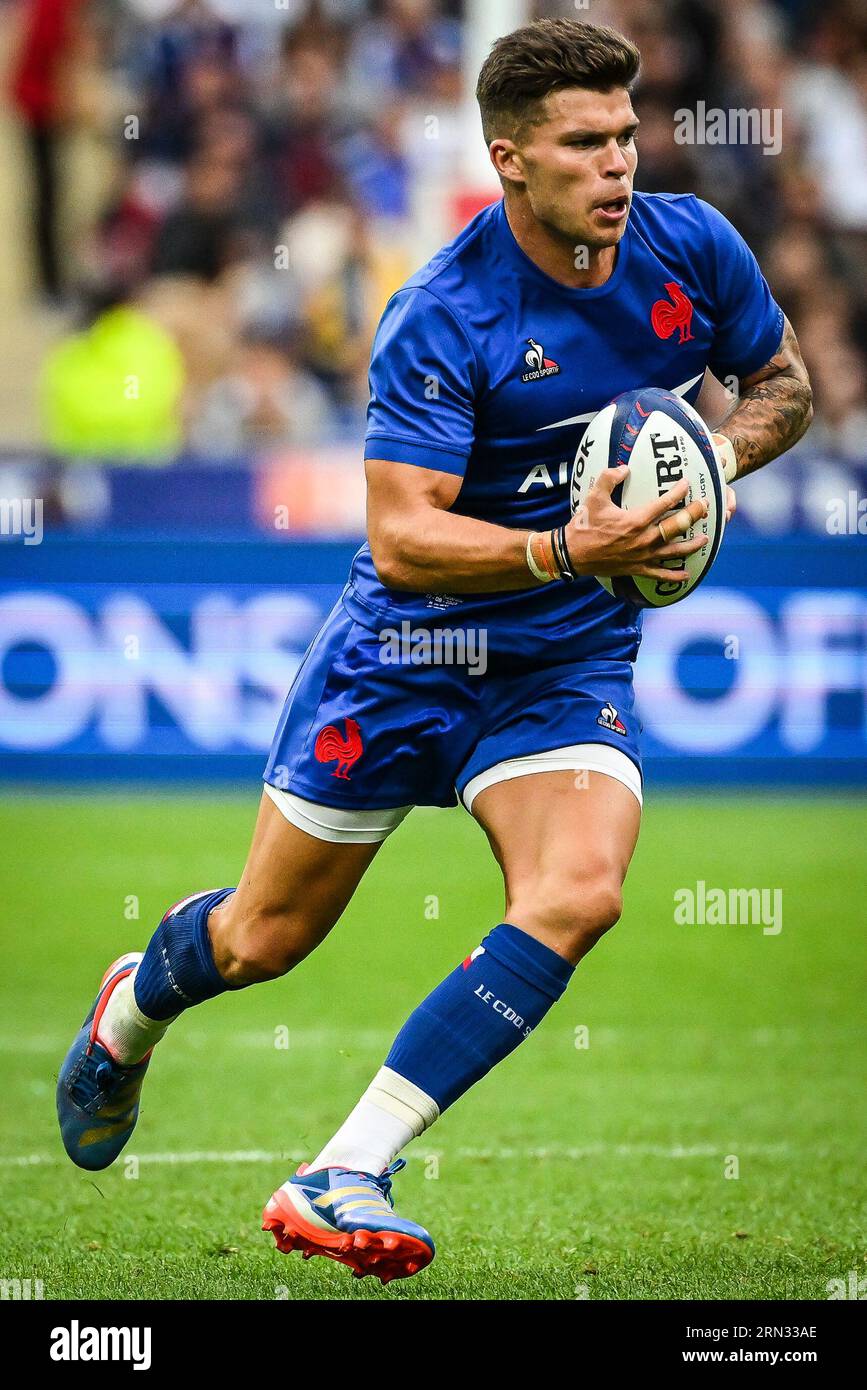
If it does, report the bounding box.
[314,717,363,779]
[651,281,694,344]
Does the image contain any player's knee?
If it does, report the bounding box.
[575,877,623,943]
[212,903,316,985]
[562,880,621,944]
[518,869,623,957]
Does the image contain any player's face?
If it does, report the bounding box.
[507,87,638,250]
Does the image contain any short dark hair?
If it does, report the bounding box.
[476,18,640,145]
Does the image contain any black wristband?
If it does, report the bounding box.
[550,526,571,581]
[553,524,577,581]
[549,526,566,579]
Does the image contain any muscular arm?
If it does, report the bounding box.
[715,317,813,479]
[366,457,706,595]
[365,459,531,592]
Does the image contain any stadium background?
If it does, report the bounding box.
[0,0,864,1302]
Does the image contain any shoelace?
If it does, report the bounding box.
[69,1045,127,1110]
[356,1157,407,1208]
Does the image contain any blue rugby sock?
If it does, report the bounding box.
[384,923,574,1112]
[132,888,235,1021]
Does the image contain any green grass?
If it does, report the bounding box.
[1,790,865,1300]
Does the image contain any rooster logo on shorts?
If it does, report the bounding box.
[314,718,364,779]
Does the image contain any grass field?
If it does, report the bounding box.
[1,789,865,1301]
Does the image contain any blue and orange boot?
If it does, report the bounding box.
[56,954,150,1171]
[262,1158,435,1284]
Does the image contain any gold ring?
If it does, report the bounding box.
[658,519,670,544]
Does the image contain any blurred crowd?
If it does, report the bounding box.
[3,0,866,461]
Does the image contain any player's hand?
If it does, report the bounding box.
[725,484,736,522]
[565,466,709,583]
[710,433,737,522]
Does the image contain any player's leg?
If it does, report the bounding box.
[56,594,435,1172]
[472,764,641,965]
[265,751,640,1281]
[305,762,639,1165]
[373,763,638,1114]
[56,790,386,1172]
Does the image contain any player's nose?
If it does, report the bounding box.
[601,139,630,177]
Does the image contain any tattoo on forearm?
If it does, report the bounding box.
[728,377,813,476]
[722,321,813,478]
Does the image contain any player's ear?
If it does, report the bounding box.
[489,138,524,186]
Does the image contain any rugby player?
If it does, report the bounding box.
[57,18,812,1284]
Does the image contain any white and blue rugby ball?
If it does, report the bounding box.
[569,387,727,608]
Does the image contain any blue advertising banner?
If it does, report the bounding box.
[0,531,864,785]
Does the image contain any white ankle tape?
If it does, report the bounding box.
[98,969,176,1064]
[306,1067,439,1175]
[367,1066,440,1135]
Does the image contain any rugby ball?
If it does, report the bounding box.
[569,387,726,608]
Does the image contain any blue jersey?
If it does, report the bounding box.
[344,192,784,665]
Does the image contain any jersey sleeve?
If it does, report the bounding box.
[364,286,477,476]
[697,199,785,382]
